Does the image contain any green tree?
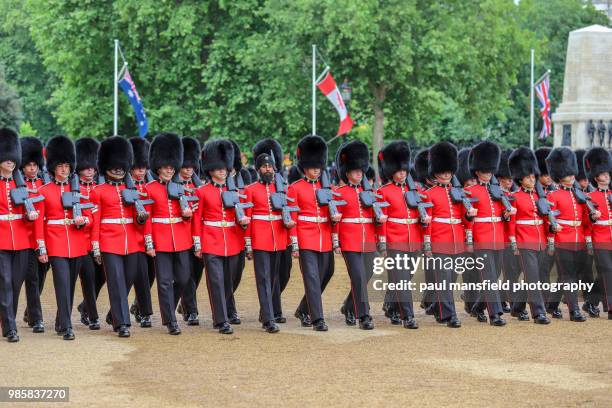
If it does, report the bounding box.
[0,65,22,129]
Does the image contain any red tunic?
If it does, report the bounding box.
[243,181,288,252]
[79,180,97,251]
[547,186,591,250]
[143,180,193,253]
[90,182,145,255]
[422,183,470,254]
[25,177,44,249]
[34,180,93,258]
[0,177,32,251]
[507,189,547,250]
[376,182,423,252]
[464,183,506,250]
[587,188,612,249]
[287,178,333,253]
[334,184,377,253]
[192,182,243,257]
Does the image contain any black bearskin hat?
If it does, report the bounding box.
[0,128,22,168]
[45,135,76,173]
[428,141,457,176]
[535,147,552,176]
[201,139,234,173]
[496,149,513,178]
[296,135,327,171]
[253,138,283,171]
[182,137,201,173]
[228,140,243,171]
[20,136,44,169]
[546,147,578,183]
[75,137,100,172]
[412,149,429,184]
[574,149,587,181]
[247,167,258,183]
[129,137,150,169]
[378,140,410,180]
[584,147,612,184]
[287,165,302,184]
[508,147,539,183]
[456,148,472,186]
[336,140,369,183]
[149,133,183,174]
[469,141,500,175]
[98,136,133,175]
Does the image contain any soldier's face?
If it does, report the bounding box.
[435,172,452,183]
[259,163,275,180]
[0,160,15,174]
[54,163,71,181]
[595,172,610,185]
[79,167,95,181]
[304,168,320,180]
[347,169,363,185]
[464,178,477,188]
[498,177,513,190]
[559,175,575,186]
[131,167,147,181]
[539,175,552,186]
[475,171,492,183]
[158,166,175,182]
[521,174,535,190]
[106,168,125,180]
[180,167,194,180]
[578,178,589,189]
[393,170,407,183]
[210,168,227,183]
[23,162,39,178]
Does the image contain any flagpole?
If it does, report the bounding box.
[114,39,119,136]
[529,48,534,150]
[312,44,316,135]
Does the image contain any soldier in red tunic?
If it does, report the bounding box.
[377,141,427,329]
[545,147,597,322]
[34,135,93,340]
[144,133,194,335]
[465,141,515,326]
[287,135,339,331]
[244,139,293,333]
[127,136,154,325]
[193,140,248,334]
[90,136,146,337]
[507,147,551,324]
[174,137,204,326]
[335,141,386,330]
[583,147,612,320]
[0,128,38,343]
[19,136,48,333]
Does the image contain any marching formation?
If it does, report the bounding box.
[0,127,611,343]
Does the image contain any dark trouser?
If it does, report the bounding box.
[296,250,333,322]
[429,253,458,321]
[78,254,99,321]
[49,256,83,332]
[577,253,596,304]
[461,252,478,311]
[175,253,203,315]
[132,252,153,316]
[539,250,561,310]
[253,250,282,324]
[554,248,587,312]
[342,251,376,319]
[24,250,49,324]
[0,250,28,336]
[593,249,612,312]
[225,250,244,317]
[203,253,240,326]
[102,252,139,329]
[422,258,437,308]
[515,249,547,317]
[502,246,522,307]
[273,246,292,318]
[154,251,191,325]
[386,249,416,319]
[472,249,503,317]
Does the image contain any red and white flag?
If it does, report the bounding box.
[316,72,354,136]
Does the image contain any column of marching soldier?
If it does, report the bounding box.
[0,127,611,342]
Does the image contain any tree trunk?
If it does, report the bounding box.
[370,81,386,181]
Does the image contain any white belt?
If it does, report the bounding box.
[341,217,373,224]
[204,220,236,227]
[0,214,23,221]
[252,214,282,221]
[298,215,328,223]
[432,217,462,225]
[473,217,502,223]
[388,217,419,225]
[101,217,134,225]
[516,219,543,226]
[594,219,612,226]
[557,219,581,227]
[151,217,183,224]
[47,218,74,225]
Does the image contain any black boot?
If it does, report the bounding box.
[340,305,356,326]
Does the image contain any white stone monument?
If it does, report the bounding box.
[552,24,612,149]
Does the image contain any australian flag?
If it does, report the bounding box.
[118,69,148,137]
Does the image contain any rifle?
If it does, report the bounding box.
[315,169,346,218]
[192,173,203,188]
[40,169,51,184]
[221,173,253,222]
[96,173,106,185]
[572,180,598,217]
[535,181,560,230]
[488,175,515,213]
[145,170,155,183]
[359,176,389,223]
[10,170,45,214]
[270,172,300,226]
[450,175,478,211]
[122,174,154,220]
[61,175,94,223]
[404,173,433,225]
[167,174,199,213]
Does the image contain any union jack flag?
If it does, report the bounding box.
[535,75,551,139]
